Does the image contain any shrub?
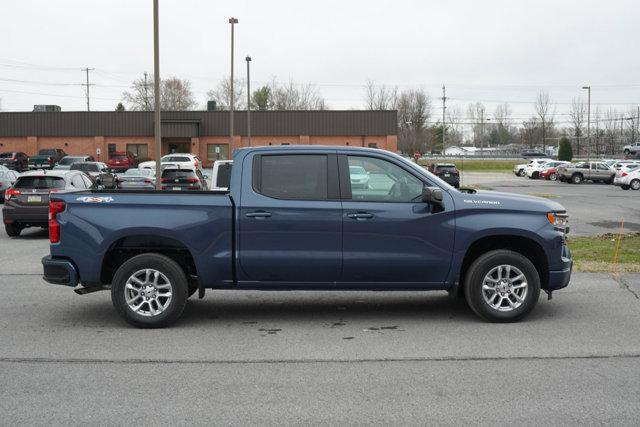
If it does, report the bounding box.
[558,136,573,161]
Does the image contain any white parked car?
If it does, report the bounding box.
[526,161,569,179]
[623,143,640,156]
[614,164,640,190]
[514,158,552,177]
[210,160,233,191]
[138,154,203,171]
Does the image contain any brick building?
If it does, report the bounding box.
[0,110,397,166]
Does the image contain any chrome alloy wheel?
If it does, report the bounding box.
[481,265,528,312]
[124,269,173,317]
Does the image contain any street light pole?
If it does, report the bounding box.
[229,17,238,152]
[246,56,251,147]
[153,0,162,190]
[582,86,591,161]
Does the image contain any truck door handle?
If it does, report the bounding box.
[245,211,272,219]
[347,212,374,220]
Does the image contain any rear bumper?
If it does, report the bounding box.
[2,204,48,224]
[42,255,78,287]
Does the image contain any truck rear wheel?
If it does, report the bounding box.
[464,250,540,322]
[5,223,22,237]
[111,253,188,328]
[571,173,583,184]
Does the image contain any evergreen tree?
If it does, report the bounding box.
[558,136,573,161]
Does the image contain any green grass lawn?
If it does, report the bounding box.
[568,233,640,272]
[417,158,521,172]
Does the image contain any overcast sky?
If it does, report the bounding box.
[1,0,639,125]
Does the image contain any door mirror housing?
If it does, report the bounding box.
[422,185,443,205]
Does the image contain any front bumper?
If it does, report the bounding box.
[547,243,572,290]
[42,256,79,287]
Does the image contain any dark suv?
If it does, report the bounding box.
[0,152,29,172]
[160,167,208,191]
[428,163,460,188]
[2,170,95,237]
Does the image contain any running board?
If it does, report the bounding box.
[74,285,110,295]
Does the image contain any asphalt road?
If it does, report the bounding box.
[462,171,640,236]
[1,224,640,424]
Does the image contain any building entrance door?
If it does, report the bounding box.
[162,139,191,155]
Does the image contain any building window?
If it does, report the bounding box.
[207,144,230,163]
[126,144,149,160]
[368,143,378,148]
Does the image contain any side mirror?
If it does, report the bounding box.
[422,185,443,205]
[203,174,209,179]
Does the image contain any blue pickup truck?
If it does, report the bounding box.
[42,146,572,327]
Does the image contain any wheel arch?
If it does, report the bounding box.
[100,234,198,285]
[458,234,549,292]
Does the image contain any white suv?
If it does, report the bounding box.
[514,158,553,177]
[138,153,203,171]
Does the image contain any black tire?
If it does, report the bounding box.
[621,185,630,190]
[517,169,525,177]
[571,173,583,184]
[5,223,22,237]
[624,149,630,155]
[111,253,188,328]
[464,249,541,322]
[631,179,640,191]
[549,173,557,181]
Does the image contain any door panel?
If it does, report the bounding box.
[238,153,342,284]
[339,154,455,285]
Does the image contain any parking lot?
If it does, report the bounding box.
[1,173,639,424]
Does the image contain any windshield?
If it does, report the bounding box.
[163,156,190,162]
[58,157,83,165]
[0,153,15,159]
[39,149,57,155]
[111,154,127,159]
[70,163,99,172]
[162,170,196,179]
[125,169,152,176]
[349,166,367,175]
[15,176,66,189]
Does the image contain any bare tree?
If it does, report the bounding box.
[446,105,464,146]
[397,89,432,154]
[493,103,511,127]
[569,98,587,155]
[467,102,487,148]
[363,80,398,110]
[534,91,555,152]
[122,74,197,111]
[603,108,618,155]
[270,80,326,110]
[206,77,246,110]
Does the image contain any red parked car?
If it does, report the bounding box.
[539,167,560,181]
[107,151,138,172]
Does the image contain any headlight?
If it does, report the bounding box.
[547,212,569,231]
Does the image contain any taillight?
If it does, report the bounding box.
[622,172,628,177]
[48,157,53,164]
[48,200,66,244]
[143,179,153,184]
[5,188,20,200]
[160,178,168,183]
[194,159,199,169]
[185,177,199,183]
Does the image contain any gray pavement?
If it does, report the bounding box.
[1,178,640,424]
[462,171,640,236]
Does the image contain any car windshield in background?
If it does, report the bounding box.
[39,150,57,155]
[349,166,367,175]
[58,157,83,165]
[0,153,15,158]
[163,156,190,162]
[15,176,66,189]
[162,170,196,179]
[70,163,99,172]
[111,154,127,159]
[125,169,152,176]
[436,165,457,171]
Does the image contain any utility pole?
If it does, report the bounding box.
[246,56,252,147]
[81,67,94,111]
[229,17,239,152]
[582,86,591,161]
[441,85,446,155]
[153,0,162,190]
[479,108,485,158]
[143,71,151,110]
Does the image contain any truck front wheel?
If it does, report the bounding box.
[111,253,189,328]
[464,250,541,322]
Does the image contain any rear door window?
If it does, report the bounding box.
[254,155,328,200]
[162,170,196,179]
